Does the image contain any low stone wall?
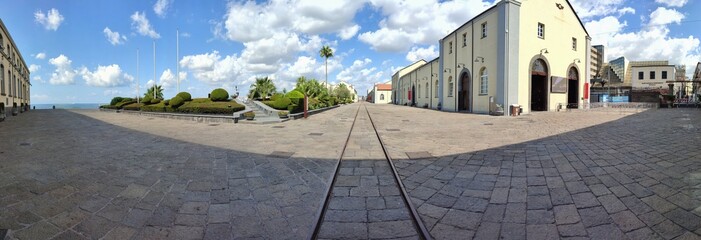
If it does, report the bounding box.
[290,104,341,119]
[119,110,239,123]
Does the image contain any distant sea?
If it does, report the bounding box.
[32,103,105,110]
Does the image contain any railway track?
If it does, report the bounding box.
[309,103,431,240]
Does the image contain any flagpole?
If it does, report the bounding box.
[176,28,180,93]
[153,40,156,99]
[136,48,140,103]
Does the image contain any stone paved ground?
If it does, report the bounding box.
[317,105,418,239]
[0,106,356,240]
[368,105,701,240]
[1,104,700,240]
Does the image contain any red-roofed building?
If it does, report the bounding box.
[368,83,392,104]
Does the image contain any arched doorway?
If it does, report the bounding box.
[531,59,549,111]
[0,103,5,121]
[458,72,471,112]
[567,67,579,109]
[411,85,416,106]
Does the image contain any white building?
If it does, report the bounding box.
[631,65,676,91]
[368,83,392,104]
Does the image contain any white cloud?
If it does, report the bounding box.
[338,25,360,40]
[587,9,701,78]
[29,64,41,72]
[48,54,77,85]
[655,0,688,7]
[130,11,160,39]
[359,0,493,52]
[617,7,635,16]
[31,94,50,101]
[79,64,134,87]
[406,45,439,62]
[648,7,684,26]
[35,53,46,60]
[154,0,172,18]
[103,27,127,45]
[180,51,241,84]
[34,8,64,31]
[336,58,387,93]
[569,0,626,19]
[158,69,187,90]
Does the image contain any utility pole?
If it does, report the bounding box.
[176,28,180,93]
[136,48,140,103]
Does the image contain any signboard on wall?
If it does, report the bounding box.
[551,76,567,93]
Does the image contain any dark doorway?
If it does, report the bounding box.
[458,73,471,112]
[531,59,549,111]
[567,67,579,109]
[411,85,416,106]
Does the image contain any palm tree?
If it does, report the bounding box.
[145,85,164,99]
[295,76,323,118]
[319,46,334,90]
[249,77,277,100]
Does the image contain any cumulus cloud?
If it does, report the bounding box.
[131,11,160,39]
[35,53,46,60]
[180,51,240,84]
[586,8,700,77]
[154,0,172,18]
[406,45,439,62]
[617,7,635,16]
[48,54,77,85]
[79,64,134,87]
[338,25,361,40]
[34,8,64,31]
[570,0,626,19]
[158,69,187,90]
[358,0,493,52]
[655,0,688,7]
[29,64,41,72]
[336,58,387,93]
[648,7,684,26]
[103,27,127,45]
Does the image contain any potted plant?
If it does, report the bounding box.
[244,111,255,120]
[278,111,289,119]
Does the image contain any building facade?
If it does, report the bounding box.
[1,18,31,121]
[392,60,426,105]
[392,0,590,115]
[694,62,701,98]
[368,83,392,104]
[590,45,604,81]
[631,65,676,90]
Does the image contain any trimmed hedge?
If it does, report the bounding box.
[170,96,185,107]
[177,98,244,114]
[263,97,292,110]
[271,93,284,101]
[286,90,304,99]
[150,98,161,104]
[176,92,192,101]
[100,104,119,109]
[210,88,229,101]
[142,95,153,105]
[123,103,144,111]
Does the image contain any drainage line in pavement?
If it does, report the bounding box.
[308,104,362,240]
[364,104,433,240]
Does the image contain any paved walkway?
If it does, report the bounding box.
[0,104,700,240]
[317,105,418,239]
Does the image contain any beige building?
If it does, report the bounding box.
[368,83,392,104]
[1,18,31,121]
[694,62,701,98]
[392,0,590,115]
[631,65,676,90]
[324,81,359,103]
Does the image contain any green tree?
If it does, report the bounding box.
[248,77,277,100]
[319,46,334,90]
[334,83,352,103]
[145,85,164,99]
[294,76,326,118]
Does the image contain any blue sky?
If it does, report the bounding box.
[1,0,699,104]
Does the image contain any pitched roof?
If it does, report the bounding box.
[376,84,392,91]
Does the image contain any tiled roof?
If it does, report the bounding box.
[376,84,392,91]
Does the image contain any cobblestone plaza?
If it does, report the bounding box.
[1,104,700,239]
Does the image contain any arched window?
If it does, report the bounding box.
[380,94,384,100]
[425,82,429,98]
[480,68,488,95]
[0,65,4,95]
[435,79,439,96]
[448,77,454,97]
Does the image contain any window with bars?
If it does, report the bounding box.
[448,77,454,97]
[538,23,545,39]
[480,68,488,95]
[462,33,467,47]
[481,23,487,38]
[572,38,577,51]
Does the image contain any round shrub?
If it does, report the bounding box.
[210,88,229,101]
[176,92,192,101]
[286,90,304,99]
[271,93,284,101]
[170,96,185,107]
[110,97,124,106]
[142,95,153,105]
[273,97,292,110]
[150,98,161,104]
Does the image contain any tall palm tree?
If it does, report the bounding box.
[249,77,277,100]
[319,46,334,90]
[145,85,164,99]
